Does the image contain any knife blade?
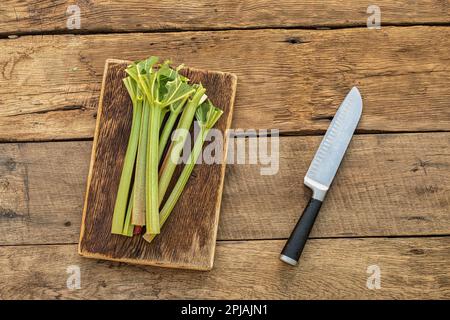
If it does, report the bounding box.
[280,87,363,266]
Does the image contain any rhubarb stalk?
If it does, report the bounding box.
[137,59,196,235]
[111,56,223,242]
[122,189,134,237]
[158,85,206,205]
[158,97,188,161]
[143,100,223,243]
[111,76,142,234]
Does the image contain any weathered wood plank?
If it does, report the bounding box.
[221,132,450,240]
[0,141,91,244]
[1,238,449,299]
[1,132,449,245]
[0,27,449,141]
[1,1,449,35]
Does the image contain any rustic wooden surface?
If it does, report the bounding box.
[1,133,449,245]
[1,238,450,299]
[79,60,236,270]
[1,27,450,140]
[1,1,449,35]
[0,0,449,299]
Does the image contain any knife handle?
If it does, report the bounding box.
[280,198,322,266]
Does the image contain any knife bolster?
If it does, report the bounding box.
[304,176,328,201]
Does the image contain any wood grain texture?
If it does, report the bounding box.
[0,141,91,245]
[79,60,237,270]
[1,238,450,299]
[1,26,449,141]
[1,0,449,35]
[221,132,450,240]
[1,132,449,246]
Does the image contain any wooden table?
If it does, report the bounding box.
[0,1,449,299]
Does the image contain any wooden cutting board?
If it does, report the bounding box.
[78,59,237,270]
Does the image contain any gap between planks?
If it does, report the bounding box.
[1,130,449,144]
[1,233,450,249]
[2,22,450,39]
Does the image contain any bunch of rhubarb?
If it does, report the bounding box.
[111,56,223,243]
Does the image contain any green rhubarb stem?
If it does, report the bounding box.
[132,101,150,226]
[160,108,169,127]
[145,105,161,234]
[161,130,205,223]
[143,129,207,243]
[159,109,180,161]
[122,188,134,237]
[159,97,189,161]
[158,87,206,205]
[111,99,142,234]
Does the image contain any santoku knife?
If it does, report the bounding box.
[280,87,363,266]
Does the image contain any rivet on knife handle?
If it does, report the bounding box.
[280,87,363,266]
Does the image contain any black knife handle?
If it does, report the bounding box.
[280,198,322,266]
